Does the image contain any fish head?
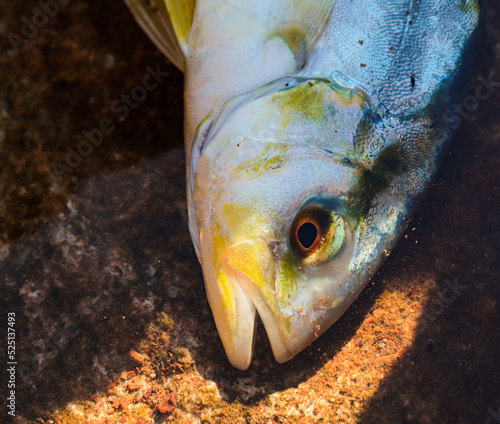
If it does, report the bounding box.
[191,78,417,370]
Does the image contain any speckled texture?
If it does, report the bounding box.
[0,1,499,423]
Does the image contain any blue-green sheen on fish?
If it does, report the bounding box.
[124,0,480,369]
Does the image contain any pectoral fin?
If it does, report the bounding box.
[268,0,335,69]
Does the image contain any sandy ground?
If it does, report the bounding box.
[0,1,499,423]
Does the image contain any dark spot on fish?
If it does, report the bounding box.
[285,83,289,87]
[411,75,416,87]
[366,111,382,123]
[360,63,367,67]
[358,40,364,45]
[308,81,314,87]
[389,46,394,52]
[341,157,355,167]
[348,145,407,219]
[406,10,410,15]
[409,20,413,25]
[195,118,213,157]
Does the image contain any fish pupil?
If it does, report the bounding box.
[297,222,318,249]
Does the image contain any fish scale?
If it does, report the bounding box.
[303,1,478,116]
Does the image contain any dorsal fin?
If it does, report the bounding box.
[123,0,196,72]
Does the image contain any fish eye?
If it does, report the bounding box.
[290,202,347,266]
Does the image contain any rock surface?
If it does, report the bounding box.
[0,1,499,423]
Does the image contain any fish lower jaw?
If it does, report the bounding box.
[227,267,295,367]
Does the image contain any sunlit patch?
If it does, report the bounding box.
[52,276,438,422]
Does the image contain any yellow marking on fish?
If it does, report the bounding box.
[224,240,272,293]
[231,143,289,178]
[165,0,196,51]
[263,154,283,169]
[460,0,480,14]
[212,226,235,314]
[225,240,295,336]
[272,82,327,124]
[270,26,307,68]
[331,297,341,309]
[221,200,268,238]
[270,80,369,139]
[276,253,299,306]
[222,203,246,228]
[274,26,306,55]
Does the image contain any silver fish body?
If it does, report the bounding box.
[125,0,480,369]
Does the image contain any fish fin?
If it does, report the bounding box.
[268,0,335,69]
[164,0,196,53]
[123,0,190,72]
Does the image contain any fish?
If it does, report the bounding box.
[123,0,480,370]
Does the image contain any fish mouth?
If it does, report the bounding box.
[205,239,294,370]
[226,261,295,368]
